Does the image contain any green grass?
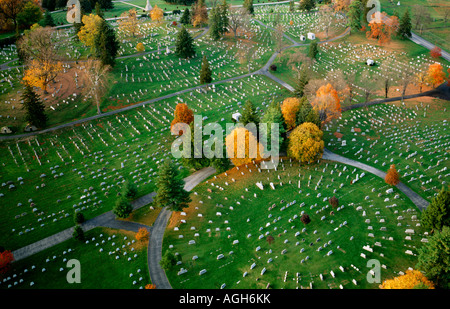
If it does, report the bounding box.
[1,227,151,289]
[322,98,450,202]
[163,159,425,289]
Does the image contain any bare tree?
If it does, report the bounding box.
[359,71,380,103]
[228,6,251,39]
[398,65,414,101]
[80,60,111,115]
[273,23,286,52]
[412,4,431,32]
[379,59,398,98]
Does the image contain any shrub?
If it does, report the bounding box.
[301,214,311,225]
[269,64,277,71]
[74,212,85,224]
[113,197,133,218]
[329,196,339,208]
[73,225,85,241]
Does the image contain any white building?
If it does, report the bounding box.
[307,32,315,40]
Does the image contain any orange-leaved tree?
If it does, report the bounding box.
[311,83,341,123]
[426,62,446,88]
[225,127,264,167]
[380,270,435,289]
[366,13,399,45]
[136,42,145,52]
[135,227,149,241]
[287,122,324,163]
[385,164,400,186]
[281,97,302,130]
[171,103,194,135]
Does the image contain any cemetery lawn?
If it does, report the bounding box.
[3,227,151,289]
[163,159,425,289]
[323,98,450,202]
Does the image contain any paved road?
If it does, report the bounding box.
[322,149,429,210]
[410,32,450,62]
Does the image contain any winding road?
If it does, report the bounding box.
[5,9,446,290]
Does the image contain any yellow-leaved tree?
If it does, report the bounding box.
[136,42,145,52]
[281,97,302,130]
[78,14,103,49]
[225,127,264,167]
[380,270,435,289]
[288,122,324,163]
[150,5,164,22]
[23,59,63,94]
[118,9,140,38]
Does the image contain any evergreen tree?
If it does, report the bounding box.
[41,10,56,27]
[398,9,412,39]
[240,99,260,127]
[421,188,450,233]
[21,85,48,129]
[175,26,196,59]
[416,226,450,289]
[122,180,138,199]
[154,159,192,212]
[305,108,321,129]
[199,55,212,84]
[113,196,133,218]
[208,7,221,40]
[308,41,318,59]
[243,0,254,15]
[289,0,295,12]
[299,0,315,11]
[95,2,104,18]
[180,8,190,25]
[72,225,85,241]
[294,67,309,98]
[296,97,311,125]
[160,250,178,271]
[218,0,229,35]
[80,0,92,14]
[98,0,114,10]
[261,99,287,152]
[94,19,119,67]
[347,0,362,33]
[181,122,210,171]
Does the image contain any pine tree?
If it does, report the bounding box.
[41,10,56,27]
[154,159,192,212]
[94,19,119,67]
[218,0,229,35]
[21,84,48,129]
[261,99,287,152]
[98,0,114,10]
[347,0,362,33]
[113,196,133,218]
[398,9,412,39]
[73,225,85,241]
[308,41,318,59]
[180,8,190,25]
[240,99,260,127]
[421,187,450,233]
[416,226,450,289]
[175,26,196,59]
[294,67,309,97]
[243,0,254,15]
[199,55,212,84]
[208,7,221,40]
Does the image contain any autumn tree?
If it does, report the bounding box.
[0,0,25,33]
[171,103,194,135]
[150,4,164,23]
[414,67,428,93]
[385,164,400,186]
[225,126,264,167]
[300,213,311,225]
[329,196,339,208]
[288,122,324,163]
[135,227,149,241]
[17,0,42,29]
[243,0,253,15]
[281,97,302,130]
[18,26,63,94]
[191,0,208,27]
[0,249,14,275]
[228,7,250,39]
[78,14,103,50]
[366,13,399,45]
[380,270,435,289]
[118,9,140,37]
[426,63,446,88]
[136,42,145,52]
[21,84,48,128]
[333,0,350,12]
[311,83,341,123]
[80,60,111,115]
[430,46,442,59]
